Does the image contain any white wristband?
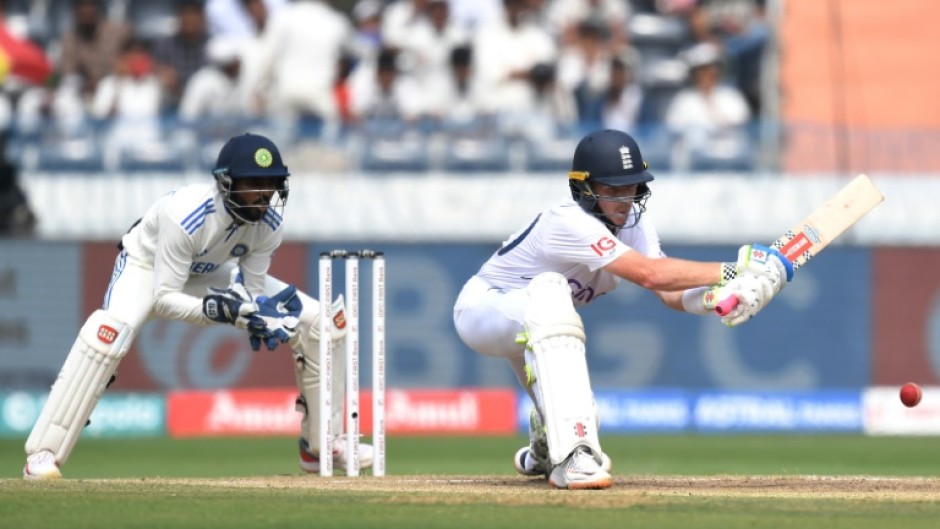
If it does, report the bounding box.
[681,286,718,316]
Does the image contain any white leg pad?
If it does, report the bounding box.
[292,296,347,453]
[523,272,602,466]
[25,310,134,464]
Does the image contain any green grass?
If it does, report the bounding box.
[3,435,940,529]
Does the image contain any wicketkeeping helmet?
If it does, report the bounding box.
[212,133,290,224]
[568,129,653,233]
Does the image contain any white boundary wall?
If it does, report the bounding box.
[22,171,940,245]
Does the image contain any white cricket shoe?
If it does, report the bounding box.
[548,447,613,490]
[23,450,62,480]
[299,436,375,474]
[515,446,612,477]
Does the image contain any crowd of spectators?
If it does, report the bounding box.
[0,0,772,175]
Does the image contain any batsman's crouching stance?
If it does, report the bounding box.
[23,133,372,480]
[453,129,793,490]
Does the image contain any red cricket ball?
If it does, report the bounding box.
[900,382,922,408]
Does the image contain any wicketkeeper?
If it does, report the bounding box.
[453,129,792,489]
[23,133,372,479]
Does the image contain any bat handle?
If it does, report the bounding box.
[714,295,739,316]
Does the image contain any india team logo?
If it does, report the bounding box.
[254,148,273,168]
[230,244,248,257]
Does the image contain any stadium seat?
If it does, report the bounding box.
[632,126,673,172]
[127,0,178,41]
[627,13,690,61]
[358,135,431,173]
[524,136,580,173]
[35,137,105,173]
[440,136,511,173]
[638,85,681,125]
[117,140,190,173]
[688,127,757,172]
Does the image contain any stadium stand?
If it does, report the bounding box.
[0,0,777,175]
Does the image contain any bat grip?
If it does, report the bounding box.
[714,295,739,316]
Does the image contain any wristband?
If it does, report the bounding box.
[720,262,736,285]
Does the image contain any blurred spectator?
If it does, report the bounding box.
[253,0,352,136]
[381,0,430,50]
[472,0,556,117]
[206,0,288,39]
[436,45,487,128]
[688,0,768,115]
[333,53,357,125]
[545,0,630,50]
[235,0,271,115]
[0,5,53,131]
[503,61,576,140]
[349,0,384,64]
[151,0,210,111]
[0,18,52,87]
[601,48,643,133]
[92,39,163,149]
[664,42,750,170]
[179,37,244,121]
[398,0,469,116]
[349,48,423,124]
[633,0,698,16]
[0,154,35,236]
[0,4,47,237]
[58,0,131,103]
[447,0,502,31]
[557,19,614,131]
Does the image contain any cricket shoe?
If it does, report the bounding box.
[514,445,612,477]
[23,450,62,480]
[299,436,374,474]
[548,447,613,490]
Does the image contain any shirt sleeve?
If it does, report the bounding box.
[151,210,207,324]
[543,208,630,272]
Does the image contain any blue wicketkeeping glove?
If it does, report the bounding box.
[202,283,259,328]
[246,285,303,351]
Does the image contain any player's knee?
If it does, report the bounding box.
[78,310,135,360]
[524,273,584,344]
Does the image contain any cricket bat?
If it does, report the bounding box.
[715,174,885,315]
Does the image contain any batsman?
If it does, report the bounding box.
[453,129,793,489]
[23,133,372,479]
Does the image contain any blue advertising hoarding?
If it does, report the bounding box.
[310,243,872,391]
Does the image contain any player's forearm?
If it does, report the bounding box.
[655,290,686,312]
[153,291,211,325]
[609,255,721,291]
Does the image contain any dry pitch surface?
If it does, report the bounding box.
[103,475,940,504]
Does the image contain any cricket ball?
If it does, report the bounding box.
[900,382,922,408]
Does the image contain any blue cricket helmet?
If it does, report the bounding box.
[213,132,289,179]
[568,129,654,232]
[212,133,290,224]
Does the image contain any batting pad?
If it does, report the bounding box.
[26,310,134,464]
[523,273,602,466]
[294,296,348,452]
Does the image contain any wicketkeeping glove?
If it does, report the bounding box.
[246,285,303,351]
[202,283,259,329]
